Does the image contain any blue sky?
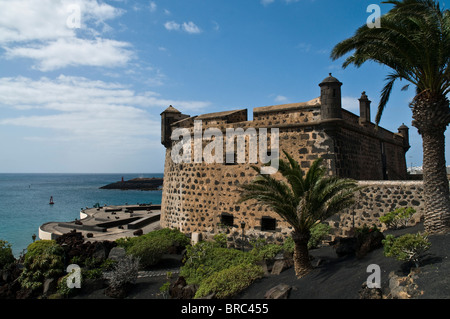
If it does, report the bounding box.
[0,0,447,173]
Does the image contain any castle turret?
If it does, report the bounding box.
[161,105,189,148]
[398,123,410,151]
[319,73,342,120]
[358,91,371,124]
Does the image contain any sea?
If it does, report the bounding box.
[0,173,163,257]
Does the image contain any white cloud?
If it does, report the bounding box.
[274,95,289,103]
[149,1,157,13]
[5,38,134,71]
[182,22,202,34]
[0,76,211,159]
[164,21,202,34]
[0,0,131,71]
[164,21,181,31]
[0,76,211,112]
[0,0,123,43]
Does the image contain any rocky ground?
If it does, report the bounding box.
[72,223,450,300]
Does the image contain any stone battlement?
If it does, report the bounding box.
[159,74,411,242]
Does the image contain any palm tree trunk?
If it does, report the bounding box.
[412,94,450,234]
[292,231,313,278]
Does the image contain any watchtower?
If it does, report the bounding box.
[319,73,343,120]
[161,105,189,147]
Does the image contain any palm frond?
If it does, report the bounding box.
[238,153,358,233]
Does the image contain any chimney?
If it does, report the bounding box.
[358,91,371,124]
[398,123,410,151]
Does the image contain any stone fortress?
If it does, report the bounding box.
[160,74,424,243]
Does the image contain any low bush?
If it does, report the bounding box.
[19,240,65,291]
[249,241,284,262]
[0,240,15,269]
[308,223,331,249]
[380,207,416,230]
[127,235,172,268]
[180,241,256,286]
[194,264,264,299]
[56,272,80,298]
[103,255,140,290]
[116,228,190,251]
[383,232,431,268]
[116,228,190,268]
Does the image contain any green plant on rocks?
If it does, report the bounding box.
[0,240,15,270]
[180,241,256,286]
[383,232,431,268]
[18,240,65,291]
[116,228,190,268]
[380,207,416,230]
[194,263,264,299]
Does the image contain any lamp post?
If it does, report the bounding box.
[240,221,246,251]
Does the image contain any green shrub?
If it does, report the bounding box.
[159,281,171,299]
[19,240,65,291]
[127,235,172,268]
[249,242,283,262]
[195,264,264,299]
[0,240,15,269]
[282,236,294,255]
[180,241,256,285]
[308,223,331,249]
[56,272,80,298]
[383,232,431,267]
[380,207,416,230]
[354,224,381,239]
[116,228,190,251]
[280,224,330,253]
[213,233,227,248]
[23,240,63,261]
[116,228,190,269]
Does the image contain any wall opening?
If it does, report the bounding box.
[220,213,234,227]
[261,217,277,231]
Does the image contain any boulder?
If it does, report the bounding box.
[333,237,358,257]
[387,269,423,299]
[271,260,288,275]
[92,242,107,261]
[108,247,127,262]
[356,231,385,259]
[358,282,383,299]
[169,276,198,299]
[43,278,57,296]
[264,284,292,299]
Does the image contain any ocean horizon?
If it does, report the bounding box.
[0,173,163,257]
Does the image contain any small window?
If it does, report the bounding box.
[261,217,277,231]
[221,214,234,227]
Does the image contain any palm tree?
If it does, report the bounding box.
[331,0,450,234]
[238,152,358,278]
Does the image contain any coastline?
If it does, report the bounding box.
[0,173,164,256]
[99,177,164,191]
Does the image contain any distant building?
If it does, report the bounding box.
[159,74,410,241]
